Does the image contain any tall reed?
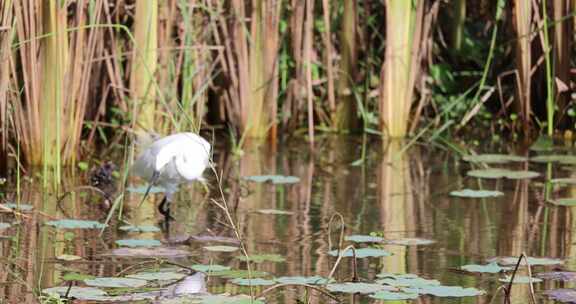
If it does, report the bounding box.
[512,0,533,133]
[380,0,425,138]
[0,0,12,174]
[552,0,573,127]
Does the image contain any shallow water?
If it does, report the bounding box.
[1,136,576,303]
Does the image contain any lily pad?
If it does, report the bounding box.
[256,209,294,215]
[450,189,504,198]
[275,276,331,285]
[45,219,106,229]
[498,275,543,284]
[119,225,161,233]
[376,273,419,279]
[56,254,82,261]
[549,198,576,206]
[127,271,186,281]
[1,203,33,211]
[160,294,265,304]
[328,247,392,258]
[370,290,419,300]
[467,169,539,179]
[107,247,190,258]
[531,155,576,164]
[126,185,166,194]
[545,289,576,303]
[84,277,148,288]
[460,262,511,273]
[236,254,285,263]
[230,278,276,286]
[550,178,576,185]
[42,286,108,300]
[345,235,385,243]
[203,245,240,252]
[0,223,10,230]
[385,238,435,246]
[489,256,563,266]
[377,276,441,288]
[115,239,161,247]
[244,175,300,184]
[462,154,527,164]
[191,264,232,273]
[537,271,576,281]
[326,282,394,294]
[405,285,485,297]
[62,272,95,281]
[209,269,269,279]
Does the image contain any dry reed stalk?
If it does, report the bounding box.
[552,0,573,125]
[335,0,358,131]
[131,0,158,132]
[512,0,533,133]
[304,0,315,148]
[321,0,336,123]
[380,0,425,138]
[0,0,12,174]
[450,0,466,51]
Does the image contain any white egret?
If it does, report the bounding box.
[132,132,211,220]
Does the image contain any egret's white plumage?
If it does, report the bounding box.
[133,132,211,204]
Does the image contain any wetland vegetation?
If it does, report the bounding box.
[1,0,576,303]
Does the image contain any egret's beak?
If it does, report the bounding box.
[137,171,160,208]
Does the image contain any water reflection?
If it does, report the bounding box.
[0,136,574,303]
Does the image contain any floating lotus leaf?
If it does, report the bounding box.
[0,223,10,230]
[498,275,542,284]
[370,290,419,300]
[84,277,148,288]
[108,247,190,258]
[328,247,392,258]
[275,276,331,285]
[209,269,269,279]
[230,278,276,286]
[326,282,395,294]
[62,272,95,281]
[385,238,435,246]
[376,273,419,279]
[46,219,106,229]
[159,294,265,304]
[550,178,576,185]
[42,286,109,301]
[467,169,539,179]
[127,271,186,281]
[377,276,440,288]
[545,289,576,303]
[462,154,527,164]
[119,225,161,232]
[256,209,294,215]
[460,262,511,273]
[126,185,166,194]
[244,175,300,184]
[537,271,576,281]
[450,189,504,198]
[203,245,240,252]
[115,239,161,247]
[56,254,82,261]
[405,285,485,297]
[345,235,385,243]
[549,198,576,206]
[490,256,563,266]
[191,264,232,273]
[2,203,33,211]
[531,155,576,164]
[236,254,285,263]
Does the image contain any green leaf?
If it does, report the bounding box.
[550,178,576,185]
[370,290,419,300]
[405,285,485,297]
[531,155,576,164]
[450,189,504,198]
[236,254,285,263]
[115,239,161,247]
[460,262,511,273]
[377,276,440,288]
[62,272,95,281]
[385,238,435,246]
[203,245,240,252]
[46,219,106,229]
[490,256,563,266]
[42,287,108,301]
[345,235,385,243]
[78,162,89,171]
[244,175,300,184]
[256,209,294,215]
[549,198,576,206]
[499,275,543,284]
[2,203,33,211]
[84,277,148,288]
[126,271,186,281]
[191,264,232,273]
[462,154,527,164]
[326,282,395,294]
[328,248,392,258]
[467,168,539,179]
[230,278,276,286]
[209,269,269,279]
[119,225,161,233]
[56,254,82,261]
[275,276,331,285]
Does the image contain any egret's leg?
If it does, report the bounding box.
[158,196,175,221]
